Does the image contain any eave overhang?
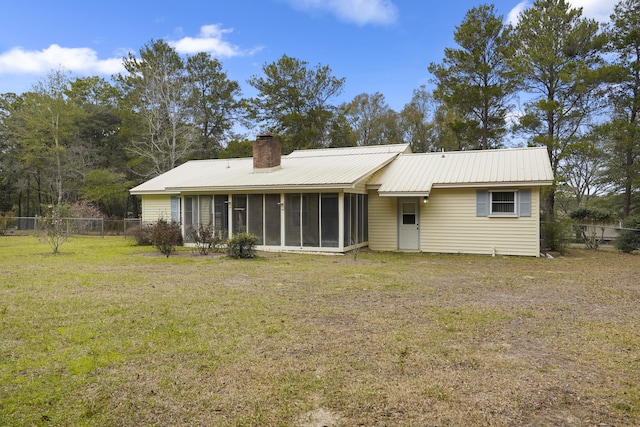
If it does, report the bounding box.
[375,180,553,197]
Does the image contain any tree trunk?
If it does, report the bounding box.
[624,173,632,218]
[544,188,555,222]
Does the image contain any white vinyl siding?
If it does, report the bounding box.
[141,195,174,223]
[353,179,369,194]
[421,188,540,257]
[368,190,398,251]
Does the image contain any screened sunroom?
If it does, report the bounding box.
[180,191,368,252]
[130,136,409,253]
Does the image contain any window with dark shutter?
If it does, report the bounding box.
[491,191,515,214]
[477,190,530,217]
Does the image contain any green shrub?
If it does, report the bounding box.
[150,219,183,257]
[226,232,259,259]
[615,217,640,254]
[541,218,572,254]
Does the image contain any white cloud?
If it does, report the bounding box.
[0,23,255,78]
[568,0,613,22]
[170,24,251,57]
[0,44,125,75]
[506,1,528,26]
[506,0,614,25]
[287,0,398,26]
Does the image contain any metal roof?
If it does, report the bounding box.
[286,143,410,158]
[130,145,553,195]
[130,149,402,194]
[368,146,554,196]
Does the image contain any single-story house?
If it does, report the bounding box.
[130,135,553,256]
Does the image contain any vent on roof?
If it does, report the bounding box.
[253,134,282,172]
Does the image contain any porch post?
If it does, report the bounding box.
[338,191,344,251]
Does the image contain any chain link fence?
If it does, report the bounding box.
[541,220,640,254]
[2,217,142,237]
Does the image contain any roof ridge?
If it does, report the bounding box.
[402,146,544,156]
[288,143,409,156]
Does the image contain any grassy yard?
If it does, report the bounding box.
[1,236,639,426]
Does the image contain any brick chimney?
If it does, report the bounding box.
[253,134,281,172]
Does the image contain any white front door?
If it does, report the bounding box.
[398,198,420,250]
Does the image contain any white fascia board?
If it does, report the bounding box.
[166,184,356,193]
[377,191,431,197]
[431,180,553,189]
[129,189,181,195]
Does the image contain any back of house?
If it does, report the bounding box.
[130,136,553,256]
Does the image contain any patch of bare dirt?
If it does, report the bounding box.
[298,408,340,427]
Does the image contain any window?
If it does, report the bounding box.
[476,189,531,217]
[248,194,264,244]
[181,195,213,243]
[264,194,281,246]
[285,193,301,246]
[491,191,515,215]
[402,201,417,224]
[302,194,319,247]
[321,193,339,247]
[285,193,339,248]
[232,195,247,233]
[344,193,368,246]
[214,195,228,240]
[183,196,197,243]
[358,194,367,243]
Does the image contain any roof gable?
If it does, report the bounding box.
[130,145,407,194]
[368,147,554,196]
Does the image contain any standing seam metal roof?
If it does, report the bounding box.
[368,146,553,195]
[130,145,553,195]
[130,149,404,194]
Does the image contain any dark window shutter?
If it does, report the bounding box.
[476,190,488,217]
[519,189,531,217]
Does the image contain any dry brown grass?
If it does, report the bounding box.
[1,236,639,426]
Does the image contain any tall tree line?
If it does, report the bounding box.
[429,0,638,220]
[0,0,638,221]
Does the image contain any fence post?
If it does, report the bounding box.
[101,218,104,238]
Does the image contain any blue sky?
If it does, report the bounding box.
[0,0,614,114]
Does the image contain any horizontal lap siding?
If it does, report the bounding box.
[141,195,172,223]
[421,188,540,257]
[353,180,369,194]
[368,191,397,251]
